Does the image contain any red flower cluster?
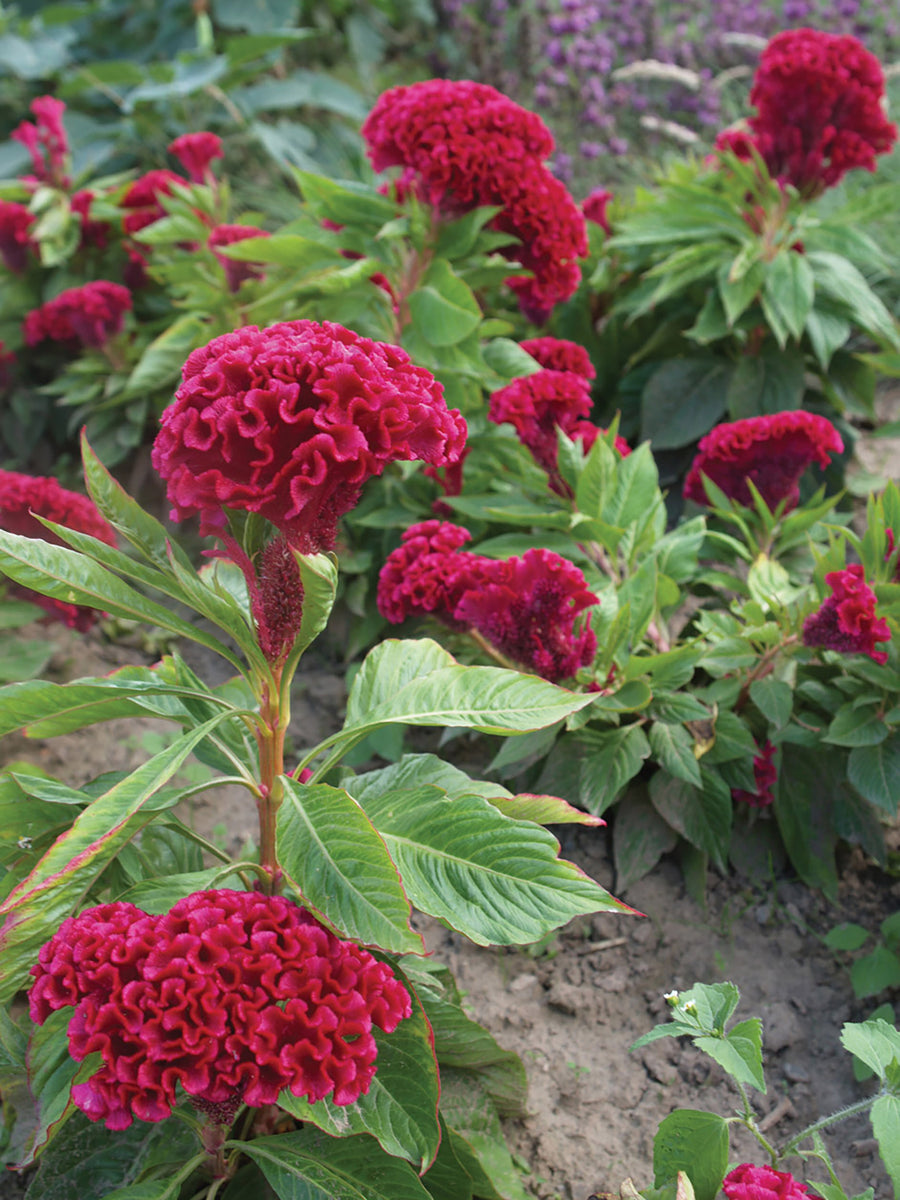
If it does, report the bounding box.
[0,469,117,630]
[120,169,181,236]
[70,190,110,251]
[0,200,34,273]
[723,1163,816,1199]
[12,95,70,188]
[361,79,587,321]
[802,564,890,665]
[683,411,843,511]
[151,320,467,553]
[731,29,897,194]
[520,336,596,380]
[488,369,627,493]
[29,890,411,1130]
[207,224,270,292]
[377,520,598,682]
[24,281,132,349]
[582,187,613,235]
[732,740,777,808]
[168,131,223,182]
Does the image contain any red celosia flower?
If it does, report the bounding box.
[168,131,223,182]
[207,224,270,292]
[152,320,468,554]
[70,190,110,251]
[732,739,777,808]
[573,421,631,460]
[29,890,411,1130]
[378,521,598,681]
[24,281,132,349]
[120,169,181,235]
[362,79,586,320]
[489,368,593,482]
[802,564,890,665]
[520,336,596,381]
[723,1163,816,1199]
[0,200,34,273]
[683,411,843,511]
[12,95,70,188]
[582,187,613,235]
[746,28,897,194]
[0,470,117,630]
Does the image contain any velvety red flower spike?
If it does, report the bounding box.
[489,369,593,476]
[732,740,777,808]
[168,131,223,182]
[683,411,843,511]
[0,470,117,630]
[152,320,467,553]
[29,891,412,1130]
[376,519,481,626]
[12,95,70,188]
[802,564,890,665]
[24,281,132,349]
[723,1162,817,1199]
[207,224,270,292]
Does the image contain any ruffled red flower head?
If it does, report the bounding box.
[23,281,132,349]
[582,187,613,235]
[802,564,890,665]
[151,320,468,553]
[744,28,897,194]
[12,95,70,188]
[29,891,412,1130]
[207,224,270,292]
[723,1163,816,1199]
[120,169,181,235]
[168,131,224,182]
[683,411,843,511]
[0,200,35,273]
[0,470,117,630]
[520,336,596,381]
[489,369,593,475]
[376,519,479,626]
[732,740,777,808]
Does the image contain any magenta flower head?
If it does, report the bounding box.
[151,320,467,554]
[0,470,117,630]
[12,95,70,188]
[723,1163,817,1199]
[746,28,897,194]
[376,519,481,626]
[120,169,181,235]
[802,564,890,665]
[29,890,412,1130]
[489,369,593,475]
[732,740,777,808]
[683,411,843,511]
[207,224,270,292]
[582,187,613,235]
[520,336,596,381]
[23,281,132,350]
[0,200,35,273]
[168,131,224,182]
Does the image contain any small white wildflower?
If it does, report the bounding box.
[612,59,701,90]
[682,1000,698,1014]
[719,32,767,53]
[664,990,679,1003]
[639,115,700,145]
[17,836,32,851]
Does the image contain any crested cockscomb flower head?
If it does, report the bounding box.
[0,200,35,273]
[683,411,843,511]
[747,28,897,194]
[732,739,777,808]
[168,131,224,182]
[151,320,467,553]
[70,190,110,251]
[520,336,596,380]
[120,169,181,235]
[802,564,890,665]
[488,368,593,485]
[207,224,270,292]
[582,187,613,235]
[0,470,117,630]
[29,890,411,1130]
[723,1163,816,1199]
[12,95,70,187]
[376,519,480,626]
[24,281,132,349]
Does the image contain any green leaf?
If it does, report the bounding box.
[283,552,338,673]
[342,638,594,740]
[825,705,888,748]
[276,778,420,954]
[217,234,341,268]
[536,726,651,817]
[641,359,731,451]
[748,678,792,730]
[0,714,234,1004]
[614,789,679,892]
[435,206,504,259]
[439,1072,531,1200]
[649,772,731,873]
[238,1129,433,1200]
[278,978,439,1170]
[292,170,398,227]
[419,1123,476,1200]
[775,745,840,898]
[236,71,367,118]
[848,738,900,813]
[871,1093,900,1195]
[652,1110,729,1200]
[0,637,51,682]
[695,1018,765,1092]
[345,781,631,945]
[840,1018,900,1082]
[824,923,869,952]
[408,259,482,347]
[725,348,805,419]
[480,337,541,381]
[806,307,851,370]
[807,250,900,347]
[601,442,662,529]
[123,314,207,397]
[850,947,900,1000]
[649,723,702,787]
[763,250,815,341]
[575,436,617,520]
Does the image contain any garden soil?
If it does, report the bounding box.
[2,618,897,1200]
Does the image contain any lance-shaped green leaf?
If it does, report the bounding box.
[237,1129,433,1200]
[440,1072,530,1200]
[344,781,633,945]
[0,713,236,1004]
[0,530,243,671]
[278,976,439,1170]
[19,1008,102,1167]
[342,638,595,742]
[276,777,421,954]
[283,552,338,674]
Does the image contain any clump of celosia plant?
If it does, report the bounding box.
[802,564,890,665]
[23,281,132,350]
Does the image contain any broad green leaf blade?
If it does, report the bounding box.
[649,772,731,874]
[870,1093,900,1196]
[649,723,702,787]
[284,552,338,670]
[276,778,421,954]
[763,250,814,341]
[345,781,633,946]
[848,737,900,813]
[840,1018,900,1081]
[695,1018,765,1092]
[652,1110,729,1200]
[419,1123,476,1200]
[19,1009,98,1167]
[343,639,595,739]
[277,978,439,1171]
[0,714,235,1004]
[408,259,482,347]
[238,1130,433,1200]
[440,1072,530,1200]
[614,789,679,892]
